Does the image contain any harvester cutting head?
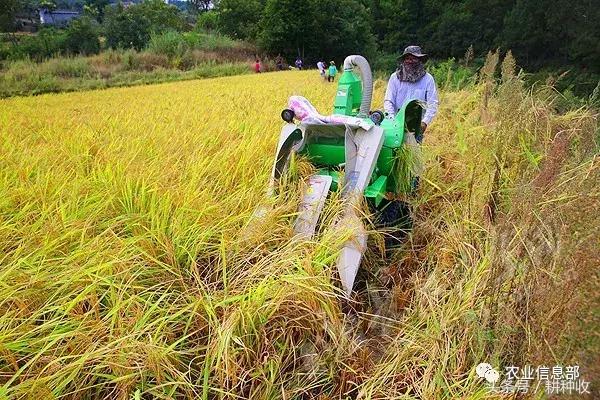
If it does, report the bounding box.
[268,55,423,297]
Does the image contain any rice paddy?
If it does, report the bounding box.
[0,55,598,399]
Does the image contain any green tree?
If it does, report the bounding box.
[369,0,393,46]
[84,0,110,23]
[196,9,218,32]
[64,16,100,55]
[501,0,552,68]
[104,3,152,50]
[258,0,377,64]
[216,0,264,40]
[464,0,515,55]
[502,0,599,71]
[39,0,57,11]
[187,0,211,14]
[377,0,426,51]
[259,0,319,61]
[104,0,185,50]
[548,0,600,71]
[0,0,20,33]
[313,0,377,63]
[421,2,473,57]
[136,0,185,33]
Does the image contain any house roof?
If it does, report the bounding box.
[41,9,80,14]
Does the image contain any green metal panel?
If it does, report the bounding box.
[333,70,362,116]
[376,147,395,176]
[381,117,404,148]
[303,143,345,166]
[365,175,387,206]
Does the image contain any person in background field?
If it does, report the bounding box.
[317,60,326,80]
[327,61,337,82]
[276,55,284,71]
[384,45,438,143]
[295,57,303,70]
[254,59,261,73]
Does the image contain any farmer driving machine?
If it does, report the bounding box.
[263,55,423,297]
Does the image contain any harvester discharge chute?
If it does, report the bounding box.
[264,55,423,297]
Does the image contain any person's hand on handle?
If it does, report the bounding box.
[420,121,427,133]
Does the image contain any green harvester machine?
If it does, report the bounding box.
[265,55,423,297]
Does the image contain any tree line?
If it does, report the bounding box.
[205,0,598,74]
[1,0,598,79]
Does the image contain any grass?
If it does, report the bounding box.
[0,54,598,399]
[0,31,258,98]
[0,56,253,98]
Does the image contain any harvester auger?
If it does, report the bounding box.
[266,55,423,297]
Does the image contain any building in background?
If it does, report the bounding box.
[39,9,81,26]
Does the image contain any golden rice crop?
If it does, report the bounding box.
[0,61,598,400]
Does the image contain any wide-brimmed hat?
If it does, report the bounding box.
[398,45,427,60]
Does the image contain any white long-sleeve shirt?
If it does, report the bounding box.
[383,72,439,125]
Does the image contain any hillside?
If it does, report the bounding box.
[0,55,598,398]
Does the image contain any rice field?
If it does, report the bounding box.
[1,55,598,399]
